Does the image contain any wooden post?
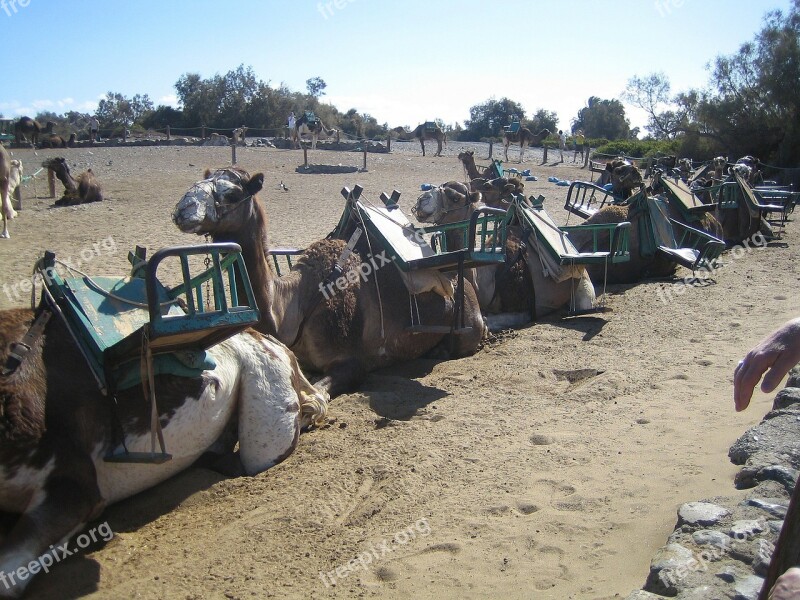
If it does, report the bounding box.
[47,168,56,199]
[201,126,206,140]
[13,183,22,211]
[583,147,590,168]
[166,125,171,140]
[231,138,237,165]
[362,141,368,172]
[303,146,308,168]
[488,140,493,159]
[543,146,548,163]
[758,475,800,599]
[387,136,391,152]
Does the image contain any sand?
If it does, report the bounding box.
[1,141,794,599]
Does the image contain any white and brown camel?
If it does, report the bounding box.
[42,157,103,206]
[391,123,446,157]
[173,167,487,397]
[292,114,339,149]
[0,145,22,239]
[412,183,596,323]
[0,302,328,596]
[502,126,550,163]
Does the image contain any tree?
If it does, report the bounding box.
[573,97,630,140]
[95,92,154,130]
[528,109,558,134]
[463,97,526,140]
[306,77,327,98]
[623,72,689,139]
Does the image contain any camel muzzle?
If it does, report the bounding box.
[172,183,217,233]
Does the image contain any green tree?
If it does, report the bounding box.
[306,77,327,98]
[623,72,689,139]
[573,97,630,140]
[463,97,526,140]
[95,92,154,130]
[528,109,558,134]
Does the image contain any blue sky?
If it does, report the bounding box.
[1,0,792,133]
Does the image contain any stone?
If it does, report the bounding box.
[773,387,800,409]
[715,565,737,583]
[729,520,765,540]
[786,366,800,388]
[692,530,730,549]
[646,544,698,596]
[733,575,764,600]
[747,498,788,519]
[678,502,730,527]
[625,591,669,600]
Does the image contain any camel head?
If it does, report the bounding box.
[607,158,644,199]
[41,156,71,181]
[713,156,727,170]
[173,167,264,235]
[478,177,521,208]
[412,181,479,224]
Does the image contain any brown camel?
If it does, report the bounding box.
[597,158,646,199]
[13,117,54,147]
[39,132,76,149]
[0,301,327,596]
[502,126,550,163]
[42,157,104,205]
[412,183,596,321]
[173,167,487,397]
[392,123,446,157]
[456,150,522,204]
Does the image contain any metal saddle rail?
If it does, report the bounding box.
[558,221,632,265]
[658,218,725,275]
[564,180,621,220]
[735,174,792,237]
[269,247,304,276]
[424,206,511,265]
[658,178,716,219]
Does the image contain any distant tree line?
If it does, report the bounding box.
[24,2,800,166]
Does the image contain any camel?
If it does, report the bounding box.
[42,157,103,206]
[0,301,328,596]
[1,144,20,239]
[502,126,550,163]
[292,113,339,149]
[39,132,76,149]
[391,123,446,157]
[173,167,487,397]
[13,118,53,147]
[597,158,646,199]
[456,150,524,204]
[412,183,596,322]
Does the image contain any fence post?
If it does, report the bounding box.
[47,168,56,199]
[230,137,237,165]
[543,145,548,163]
[362,141,368,171]
[166,124,171,140]
[303,146,308,168]
[488,140,493,159]
[201,126,206,140]
[387,136,391,152]
[583,147,590,168]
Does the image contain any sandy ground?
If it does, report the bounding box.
[1,141,796,599]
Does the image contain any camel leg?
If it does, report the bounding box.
[436,138,442,157]
[0,188,14,239]
[0,450,103,597]
[419,138,426,157]
[314,357,367,399]
[503,142,509,162]
[519,143,525,164]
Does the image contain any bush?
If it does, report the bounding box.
[594,139,680,159]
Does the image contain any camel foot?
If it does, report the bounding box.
[0,231,8,239]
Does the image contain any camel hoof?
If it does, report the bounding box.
[0,232,9,239]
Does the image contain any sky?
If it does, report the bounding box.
[1,0,793,135]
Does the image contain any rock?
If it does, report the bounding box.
[733,575,764,600]
[646,544,697,596]
[729,413,800,471]
[729,520,764,539]
[767,519,784,534]
[787,366,800,388]
[625,591,669,600]
[773,387,800,409]
[715,565,737,582]
[692,530,730,548]
[678,502,730,527]
[747,498,788,519]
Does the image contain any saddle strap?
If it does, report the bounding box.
[140,330,168,456]
[1,309,52,377]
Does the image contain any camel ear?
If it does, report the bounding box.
[203,168,212,179]
[246,173,264,195]
[468,191,482,204]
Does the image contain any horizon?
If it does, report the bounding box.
[1,0,793,136]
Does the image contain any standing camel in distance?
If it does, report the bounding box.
[502,126,550,163]
[391,123,446,157]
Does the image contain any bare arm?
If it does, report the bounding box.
[734,317,800,412]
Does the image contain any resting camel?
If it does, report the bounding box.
[412,183,595,322]
[0,305,328,596]
[42,157,103,206]
[292,114,339,149]
[597,158,646,199]
[173,167,486,397]
[391,123,446,157]
[39,132,77,149]
[13,118,53,147]
[1,145,21,239]
[502,126,550,163]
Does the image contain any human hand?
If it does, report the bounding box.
[768,567,800,600]
[734,318,800,412]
